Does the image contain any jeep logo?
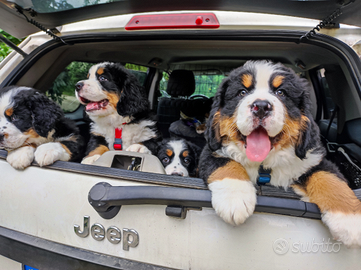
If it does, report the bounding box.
[74,216,139,251]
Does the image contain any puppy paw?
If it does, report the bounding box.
[6,146,35,170]
[322,212,361,247]
[35,142,70,166]
[209,179,257,226]
[81,154,101,165]
[126,144,151,154]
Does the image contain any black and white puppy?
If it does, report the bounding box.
[75,62,161,164]
[199,60,361,247]
[156,138,200,177]
[0,86,83,169]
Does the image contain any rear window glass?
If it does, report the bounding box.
[194,74,225,97]
[47,61,92,113]
[18,0,124,13]
[48,62,148,113]
[125,64,148,85]
[160,71,225,98]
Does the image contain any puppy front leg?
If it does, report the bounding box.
[82,134,109,165]
[34,142,71,166]
[208,160,256,226]
[296,171,361,247]
[58,134,84,163]
[7,146,36,170]
[126,143,151,154]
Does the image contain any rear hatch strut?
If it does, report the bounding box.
[0,4,70,59]
[0,33,27,57]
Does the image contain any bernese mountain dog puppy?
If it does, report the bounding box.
[0,86,83,169]
[75,62,161,164]
[156,138,200,177]
[199,60,361,247]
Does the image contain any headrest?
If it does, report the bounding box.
[166,70,195,97]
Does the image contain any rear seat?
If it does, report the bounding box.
[157,70,211,140]
[319,119,337,142]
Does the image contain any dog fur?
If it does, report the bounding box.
[75,62,161,164]
[156,138,200,177]
[0,86,83,169]
[199,60,361,247]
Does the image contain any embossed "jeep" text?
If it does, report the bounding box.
[74,216,139,251]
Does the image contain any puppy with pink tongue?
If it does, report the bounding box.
[200,61,361,248]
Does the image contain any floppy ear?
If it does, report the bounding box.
[204,80,228,151]
[186,141,202,161]
[27,92,63,137]
[294,82,320,159]
[116,73,149,118]
[295,114,320,159]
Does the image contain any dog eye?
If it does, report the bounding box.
[11,115,17,122]
[184,157,191,164]
[238,89,248,97]
[162,157,170,164]
[99,76,108,82]
[276,89,285,96]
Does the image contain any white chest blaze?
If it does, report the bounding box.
[217,142,323,189]
[90,114,157,150]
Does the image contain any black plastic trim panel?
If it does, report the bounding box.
[0,149,207,189]
[0,226,172,270]
[0,149,6,159]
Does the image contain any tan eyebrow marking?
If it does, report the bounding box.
[241,74,253,88]
[272,75,284,88]
[96,67,105,75]
[182,150,189,158]
[166,149,173,157]
[5,108,13,117]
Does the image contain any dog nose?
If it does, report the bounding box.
[0,133,4,142]
[251,99,273,119]
[171,172,183,176]
[75,82,84,91]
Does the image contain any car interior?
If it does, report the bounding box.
[4,32,361,195]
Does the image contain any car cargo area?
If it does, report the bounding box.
[5,30,361,188]
[1,27,361,269]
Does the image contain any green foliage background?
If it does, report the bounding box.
[48,62,149,105]
[194,75,224,97]
[48,62,94,104]
[0,29,23,62]
[160,72,224,98]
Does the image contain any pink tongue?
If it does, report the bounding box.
[86,102,101,111]
[246,127,271,162]
[86,100,109,111]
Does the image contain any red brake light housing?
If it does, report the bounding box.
[125,13,220,30]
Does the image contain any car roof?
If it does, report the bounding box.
[0,0,361,38]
